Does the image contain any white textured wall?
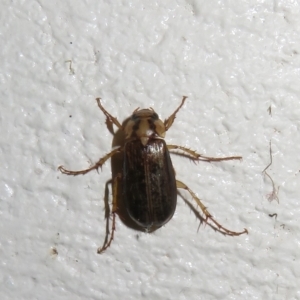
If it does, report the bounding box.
[1,1,300,299]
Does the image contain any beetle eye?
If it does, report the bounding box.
[131,114,139,121]
[151,113,158,120]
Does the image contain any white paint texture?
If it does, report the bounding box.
[1,1,300,299]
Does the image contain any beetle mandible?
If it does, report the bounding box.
[59,96,247,253]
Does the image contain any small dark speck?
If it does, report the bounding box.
[269,213,277,219]
[50,247,58,256]
[69,115,72,118]
[70,42,73,44]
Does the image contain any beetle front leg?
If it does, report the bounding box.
[97,173,121,254]
[176,180,248,236]
[96,98,123,129]
[164,96,187,131]
[58,147,123,176]
[168,145,242,162]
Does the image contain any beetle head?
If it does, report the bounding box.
[124,108,166,145]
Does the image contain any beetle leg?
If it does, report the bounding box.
[58,147,123,176]
[97,173,121,253]
[176,180,248,236]
[96,98,123,129]
[168,145,242,162]
[164,96,188,131]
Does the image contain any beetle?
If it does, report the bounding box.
[59,96,247,253]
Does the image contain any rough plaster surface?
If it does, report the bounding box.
[1,1,300,299]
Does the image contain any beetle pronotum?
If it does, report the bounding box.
[59,97,247,253]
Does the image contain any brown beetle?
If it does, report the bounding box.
[59,97,247,253]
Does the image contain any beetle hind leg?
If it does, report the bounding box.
[176,180,247,236]
[97,173,121,254]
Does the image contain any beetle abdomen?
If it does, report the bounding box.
[123,139,177,230]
